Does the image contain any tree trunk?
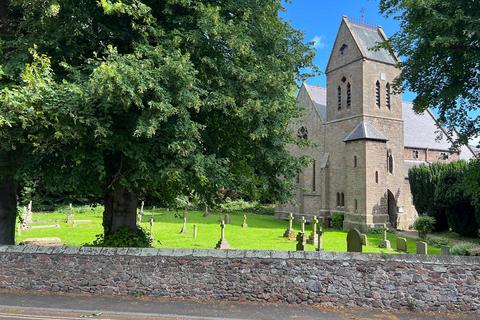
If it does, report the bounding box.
[103,187,138,236]
[0,175,17,245]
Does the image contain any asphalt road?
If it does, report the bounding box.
[0,290,475,320]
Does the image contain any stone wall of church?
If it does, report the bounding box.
[1,246,479,313]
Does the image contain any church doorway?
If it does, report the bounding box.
[387,190,397,229]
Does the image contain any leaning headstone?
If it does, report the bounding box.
[396,237,408,252]
[296,232,306,251]
[378,224,391,249]
[24,204,33,228]
[224,213,230,224]
[316,226,324,251]
[360,233,368,246]
[307,216,318,246]
[347,228,363,253]
[215,220,229,249]
[193,224,197,240]
[137,201,145,224]
[416,241,428,255]
[242,214,248,228]
[441,245,450,256]
[283,213,296,240]
[66,203,74,224]
[180,214,187,233]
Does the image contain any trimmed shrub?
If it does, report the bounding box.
[413,215,435,239]
[331,211,344,230]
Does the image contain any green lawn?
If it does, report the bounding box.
[16,206,441,255]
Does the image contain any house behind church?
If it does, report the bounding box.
[275,16,476,232]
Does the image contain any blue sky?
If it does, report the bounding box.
[280,0,417,102]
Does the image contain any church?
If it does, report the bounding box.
[275,16,477,232]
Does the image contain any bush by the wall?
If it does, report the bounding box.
[450,243,475,256]
[88,227,153,248]
[413,215,436,239]
[331,211,344,230]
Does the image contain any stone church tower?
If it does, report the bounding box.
[325,16,404,231]
[275,16,476,232]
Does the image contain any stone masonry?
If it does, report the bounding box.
[0,245,479,313]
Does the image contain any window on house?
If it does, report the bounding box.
[337,86,342,110]
[347,82,351,108]
[440,152,449,160]
[386,82,391,110]
[341,193,345,207]
[297,126,308,140]
[354,199,358,211]
[312,160,316,192]
[296,174,300,184]
[376,80,381,108]
[340,44,348,55]
[375,171,378,183]
[354,156,357,168]
[336,193,340,206]
[388,154,394,174]
[412,150,419,159]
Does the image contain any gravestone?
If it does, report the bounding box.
[30,224,60,230]
[316,225,324,251]
[396,237,408,252]
[299,216,308,243]
[242,215,248,228]
[193,224,197,239]
[224,214,230,224]
[137,201,145,224]
[27,201,33,224]
[347,229,363,253]
[149,214,155,242]
[307,216,318,246]
[283,213,296,240]
[215,220,229,249]
[361,233,368,246]
[180,214,187,233]
[416,241,428,255]
[441,245,450,255]
[66,203,74,224]
[378,224,391,249]
[21,237,63,246]
[296,232,306,251]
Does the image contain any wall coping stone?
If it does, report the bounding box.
[1,245,480,265]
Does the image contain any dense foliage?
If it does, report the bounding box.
[88,227,153,248]
[379,0,480,144]
[0,0,315,241]
[409,161,479,237]
[331,211,344,230]
[413,215,435,240]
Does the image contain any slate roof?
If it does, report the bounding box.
[346,19,398,65]
[301,85,476,160]
[304,84,327,121]
[344,121,388,142]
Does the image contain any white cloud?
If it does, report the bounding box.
[310,35,326,50]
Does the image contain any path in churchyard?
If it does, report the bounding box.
[0,290,475,320]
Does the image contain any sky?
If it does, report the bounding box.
[280,0,414,100]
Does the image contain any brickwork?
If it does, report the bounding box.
[0,246,479,313]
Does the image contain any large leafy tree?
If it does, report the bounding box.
[0,0,314,243]
[379,0,480,144]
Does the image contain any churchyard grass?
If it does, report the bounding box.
[15,205,441,254]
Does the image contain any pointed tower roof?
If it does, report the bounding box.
[344,121,388,142]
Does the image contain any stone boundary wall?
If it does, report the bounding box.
[0,245,479,313]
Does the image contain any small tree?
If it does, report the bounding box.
[413,215,436,240]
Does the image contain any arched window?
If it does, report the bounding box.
[354,156,357,168]
[375,80,381,108]
[375,171,379,183]
[341,193,345,207]
[336,193,340,206]
[337,86,342,110]
[388,154,394,174]
[386,82,391,110]
[297,126,308,140]
[354,199,358,211]
[347,82,351,108]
